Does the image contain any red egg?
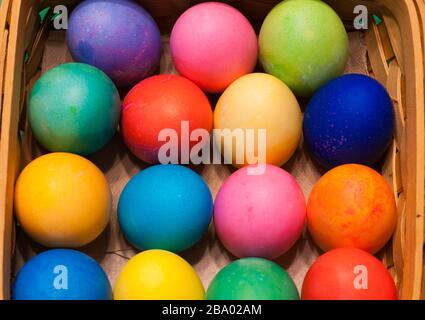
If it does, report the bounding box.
[121,74,213,163]
[301,248,397,300]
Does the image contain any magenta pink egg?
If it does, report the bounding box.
[214,165,306,259]
[170,2,258,93]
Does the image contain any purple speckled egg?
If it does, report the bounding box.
[67,0,162,87]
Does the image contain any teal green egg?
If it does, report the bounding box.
[29,62,121,155]
[206,258,300,300]
[259,0,348,97]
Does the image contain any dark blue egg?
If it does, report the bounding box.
[12,249,111,300]
[303,74,395,169]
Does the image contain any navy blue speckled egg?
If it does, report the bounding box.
[303,74,395,169]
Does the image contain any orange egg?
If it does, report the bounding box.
[14,153,111,247]
[307,164,396,253]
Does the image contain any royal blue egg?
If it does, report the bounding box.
[118,164,213,253]
[303,74,395,169]
[12,249,111,300]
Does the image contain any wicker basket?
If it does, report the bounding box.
[0,0,424,300]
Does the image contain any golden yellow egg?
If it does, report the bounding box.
[214,73,302,167]
[114,250,205,300]
[14,152,111,247]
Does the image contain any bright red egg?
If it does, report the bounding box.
[301,247,397,300]
[121,74,213,163]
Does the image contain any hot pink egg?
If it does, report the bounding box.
[214,165,306,259]
[170,2,258,93]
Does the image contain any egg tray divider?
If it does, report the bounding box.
[0,0,424,300]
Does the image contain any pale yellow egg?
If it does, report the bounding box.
[214,73,302,167]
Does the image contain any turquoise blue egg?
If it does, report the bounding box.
[29,62,121,155]
[12,249,112,300]
[118,164,213,253]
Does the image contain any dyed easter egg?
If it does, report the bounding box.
[118,165,213,252]
[114,250,205,300]
[302,248,397,300]
[214,73,302,167]
[14,153,111,247]
[29,63,120,155]
[121,74,213,163]
[214,165,306,259]
[259,0,348,97]
[206,258,299,300]
[307,164,397,253]
[67,0,161,87]
[170,2,258,93]
[13,249,111,300]
[303,74,395,168]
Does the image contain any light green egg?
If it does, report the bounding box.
[259,0,349,97]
